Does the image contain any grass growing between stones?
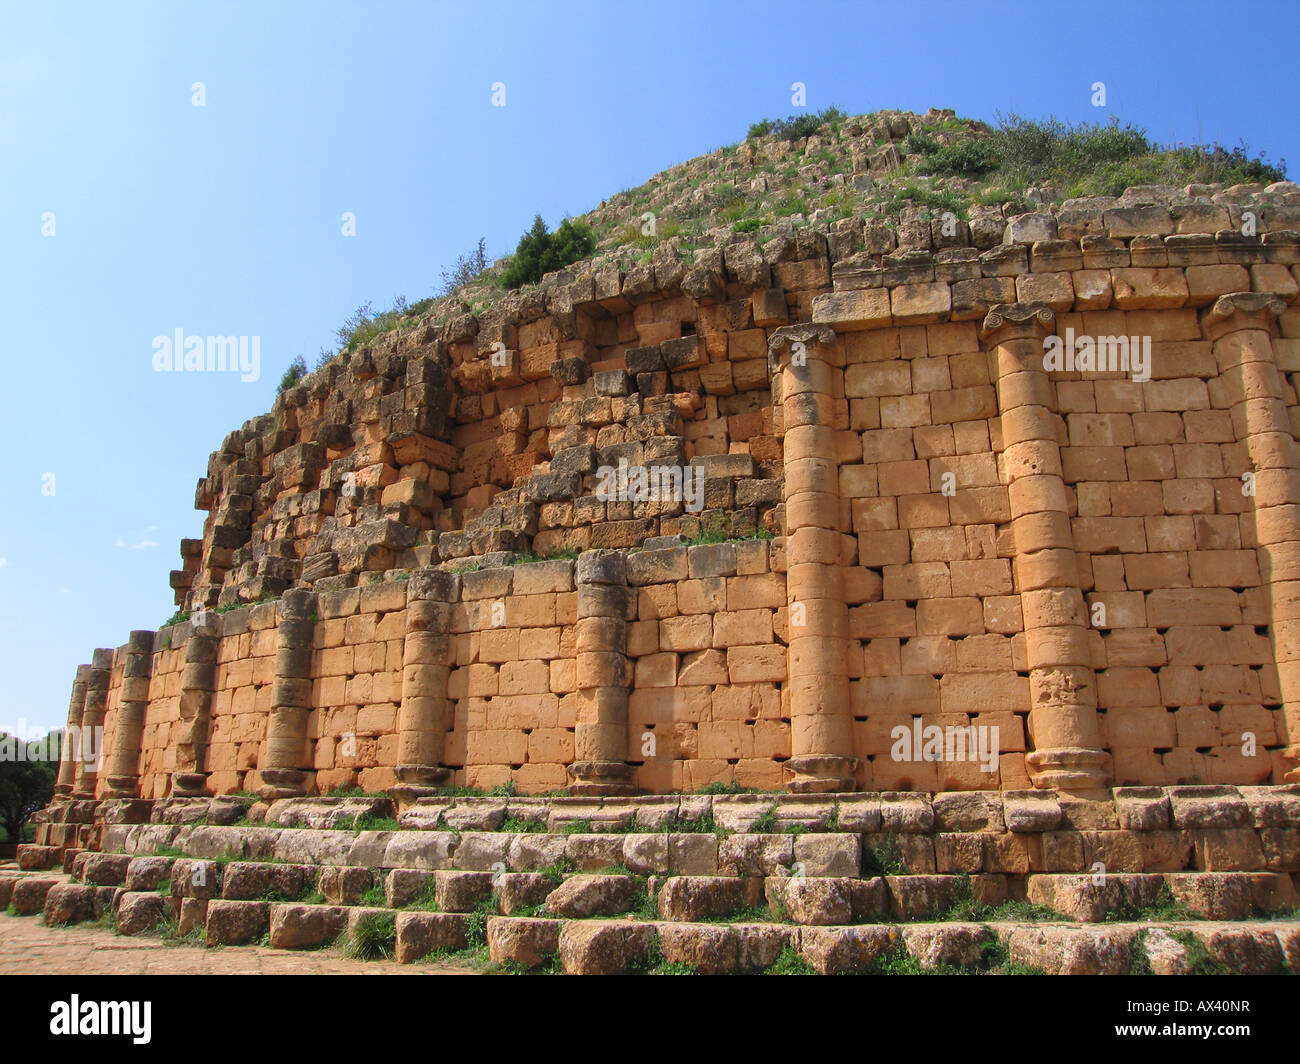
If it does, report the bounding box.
[1103,885,1201,924]
[649,959,698,975]
[764,945,815,975]
[697,903,778,925]
[694,781,766,796]
[418,945,493,970]
[861,939,1044,976]
[862,835,908,876]
[977,937,1045,975]
[257,880,324,904]
[346,912,396,961]
[499,816,545,833]
[402,879,440,912]
[1167,930,1232,975]
[660,812,728,836]
[627,881,661,922]
[465,896,499,949]
[358,885,386,907]
[496,951,564,975]
[326,787,389,799]
[1128,930,1154,975]
[349,815,401,833]
[933,878,1066,924]
[158,915,205,947]
[505,549,581,565]
[541,857,576,884]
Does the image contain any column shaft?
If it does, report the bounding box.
[772,324,857,792]
[1202,293,1300,781]
[54,665,92,797]
[569,549,636,794]
[983,303,1109,793]
[391,569,457,800]
[73,648,114,798]
[258,587,317,798]
[172,613,219,797]
[102,630,157,798]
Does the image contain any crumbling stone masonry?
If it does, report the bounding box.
[40,181,1300,808]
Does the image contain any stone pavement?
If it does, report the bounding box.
[0,912,478,975]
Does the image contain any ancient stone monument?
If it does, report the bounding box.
[10,109,1300,974]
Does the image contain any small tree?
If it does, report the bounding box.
[277,355,308,394]
[500,215,595,290]
[0,733,56,845]
[440,237,490,296]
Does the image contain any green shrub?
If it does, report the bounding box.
[746,106,845,143]
[346,913,396,961]
[918,139,1001,179]
[500,215,596,290]
[877,182,966,218]
[901,130,940,156]
[277,355,307,394]
[1175,142,1286,185]
[465,896,498,950]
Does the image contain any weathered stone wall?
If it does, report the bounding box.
[53,181,1300,799]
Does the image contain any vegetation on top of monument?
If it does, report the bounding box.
[258,106,1289,386]
[277,355,308,395]
[335,297,414,353]
[747,106,847,142]
[499,214,596,290]
[438,236,491,297]
[905,113,1288,197]
[0,734,56,845]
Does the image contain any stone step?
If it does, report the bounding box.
[97,814,1300,880]
[15,845,63,871]
[9,872,1298,975]
[482,916,1300,975]
[8,876,63,915]
[70,852,133,886]
[1027,871,1298,921]
[102,823,873,877]
[74,818,1300,922]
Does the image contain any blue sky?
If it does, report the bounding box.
[1,0,1296,736]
